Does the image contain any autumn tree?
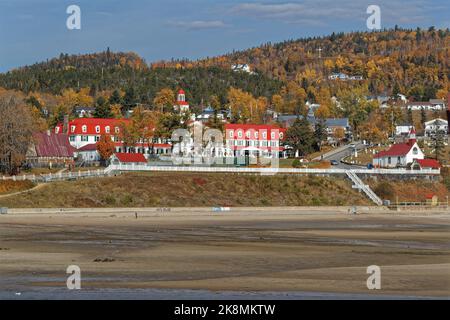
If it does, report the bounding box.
[0,96,35,174]
[153,88,175,113]
[96,134,115,164]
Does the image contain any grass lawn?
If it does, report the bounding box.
[0,172,369,208]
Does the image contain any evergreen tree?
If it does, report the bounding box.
[109,89,122,105]
[314,118,328,151]
[93,96,112,118]
[285,117,315,157]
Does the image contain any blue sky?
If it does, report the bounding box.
[0,0,448,72]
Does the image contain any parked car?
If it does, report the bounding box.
[331,160,339,166]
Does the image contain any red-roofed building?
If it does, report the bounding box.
[414,159,441,170]
[55,118,172,159]
[173,89,190,114]
[373,129,424,168]
[111,153,147,165]
[225,124,287,158]
[26,131,75,167]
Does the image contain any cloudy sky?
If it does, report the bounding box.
[0,0,448,72]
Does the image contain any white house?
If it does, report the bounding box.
[407,100,446,111]
[373,129,424,168]
[395,124,414,136]
[232,64,252,73]
[424,118,448,137]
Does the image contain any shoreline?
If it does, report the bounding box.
[1,208,449,298]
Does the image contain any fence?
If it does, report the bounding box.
[105,164,441,176]
[1,169,108,183]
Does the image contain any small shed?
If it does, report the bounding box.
[111,153,147,165]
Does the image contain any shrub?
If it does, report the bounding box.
[292,159,301,168]
[374,181,395,200]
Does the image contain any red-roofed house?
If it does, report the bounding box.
[26,131,75,167]
[55,118,172,158]
[373,129,424,168]
[410,159,442,170]
[225,124,287,158]
[111,153,147,165]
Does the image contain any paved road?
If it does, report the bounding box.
[320,142,367,169]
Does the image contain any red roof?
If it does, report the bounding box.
[178,89,185,94]
[55,118,130,135]
[416,159,441,169]
[225,124,286,140]
[33,132,74,158]
[114,153,147,163]
[78,143,98,152]
[373,142,415,158]
[176,101,189,105]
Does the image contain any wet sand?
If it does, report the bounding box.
[0,207,449,299]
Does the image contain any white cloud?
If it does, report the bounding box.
[230,1,437,25]
[168,20,228,31]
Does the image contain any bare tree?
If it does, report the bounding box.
[0,96,34,175]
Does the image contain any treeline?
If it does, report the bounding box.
[154,27,450,99]
[0,52,282,107]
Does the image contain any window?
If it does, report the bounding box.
[55,127,60,134]
[95,136,100,142]
[81,136,89,142]
[413,148,418,155]
[115,127,120,134]
[262,132,267,139]
[95,126,100,134]
[279,132,284,139]
[71,126,76,133]
[69,136,75,142]
[388,157,391,165]
[246,131,250,138]
[229,130,234,138]
[105,126,110,134]
[82,125,87,133]
[238,131,243,138]
[271,132,275,139]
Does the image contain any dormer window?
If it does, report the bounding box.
[82,125,87,133]
[271,132,275,139]
[71,126,76,133]
[105,126,110,134]
[413,147,418,155]
[262,132,267,139]
[115,127,120,134]
[229,130,234,138]
[238,131,243,138]
[95,126,100,134]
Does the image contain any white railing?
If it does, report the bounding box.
[1,169,108,183]
[105,164,441,176]
[346,170,383,206]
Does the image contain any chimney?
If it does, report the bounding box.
[63,115,69,135]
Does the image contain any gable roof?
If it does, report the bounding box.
[78,143,98,152]
[33,132,74,158]
[114,153,147,163]
[416,159,441,169]
[373,142,416,158]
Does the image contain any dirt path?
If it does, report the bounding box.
[0,183,46,199]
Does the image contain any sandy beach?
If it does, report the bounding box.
[0,207,449,299]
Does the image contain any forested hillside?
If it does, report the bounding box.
[0,50,282,106]
[154,27,450,100]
